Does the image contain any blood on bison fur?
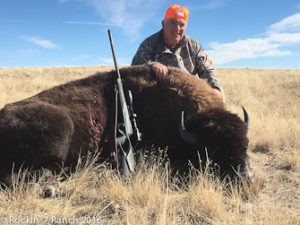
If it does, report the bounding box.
[0,65,252,184]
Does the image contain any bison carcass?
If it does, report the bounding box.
[0,65,253,184]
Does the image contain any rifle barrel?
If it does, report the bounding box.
[108,29,121,80]
[108,29,133,136]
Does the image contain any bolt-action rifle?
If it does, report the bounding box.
[107,29,141,178]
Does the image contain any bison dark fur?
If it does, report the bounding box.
[0,65,253,184]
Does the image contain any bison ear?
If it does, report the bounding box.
[178,111,197,145]
[242,106,250,131]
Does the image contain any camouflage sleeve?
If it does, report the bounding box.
[194,42,221,91]
[131,40,156,66]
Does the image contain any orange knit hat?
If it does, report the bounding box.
[164,5,189,22]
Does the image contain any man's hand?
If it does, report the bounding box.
[152,62,169,80]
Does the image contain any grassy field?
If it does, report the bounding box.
[0,66,299,224]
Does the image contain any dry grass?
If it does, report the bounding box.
[0,66,299,224]
[0,66,114,108]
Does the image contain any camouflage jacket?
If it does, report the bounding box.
[131,30,221,90]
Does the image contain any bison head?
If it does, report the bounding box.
[179,107,253,183]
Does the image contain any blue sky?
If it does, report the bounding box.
[1,0,300,68]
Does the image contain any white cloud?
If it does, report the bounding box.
[262,49,292,57]
[208,12,300,65]
[266,32,300,44]
[268,13,300,32]
[81,0,163,39]
[20,35,58,49]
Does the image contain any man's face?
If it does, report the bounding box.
[162,18,187,48]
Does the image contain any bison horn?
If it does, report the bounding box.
[178,111,197,145]
[242,106,250,130]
